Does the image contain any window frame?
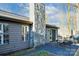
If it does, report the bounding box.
[0,23,9,45]
[22,25,28,42]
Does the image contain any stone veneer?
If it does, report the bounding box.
[30,3,46,47]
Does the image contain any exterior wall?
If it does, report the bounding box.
[46,28,58,43]
[30,3,46,47]
[0,21,31,54]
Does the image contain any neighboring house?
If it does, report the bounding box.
[46,24,59,43]
[0,3,59,55]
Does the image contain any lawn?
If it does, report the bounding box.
[35,51,49,56]
[8,48,34,56]
[30,50,53,56]
[8,48,54,56]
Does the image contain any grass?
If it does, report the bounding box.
[8,49,50,56]
[8,48,34,56]
[33,50,49,56]
[9,50,27,56]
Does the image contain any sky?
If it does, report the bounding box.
[0,3,77,36]
[45,3,77,36]
[45,3,74,26]
[0,3,29,17]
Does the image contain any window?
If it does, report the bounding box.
[22,25,27,42]
[0,35,1,44]
[0,24,3,33]
[3,34,9,44]
[0,34,3,44]
[3,24,8,33]
[50,37,52,39]
[0,24,1,30]
[0,23,9,45]
[50,32,51,35]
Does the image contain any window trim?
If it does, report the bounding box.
[0,23,9,45]
[22,25,28,42]
[0,23,3,45]
[23,26,26,42]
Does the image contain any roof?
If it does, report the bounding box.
[0,10,32,25]
[46,24,59,29]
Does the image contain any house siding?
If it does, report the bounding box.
[0,21,31,54]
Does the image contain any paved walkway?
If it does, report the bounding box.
[8,42,79,56]
[22,42,79,56]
